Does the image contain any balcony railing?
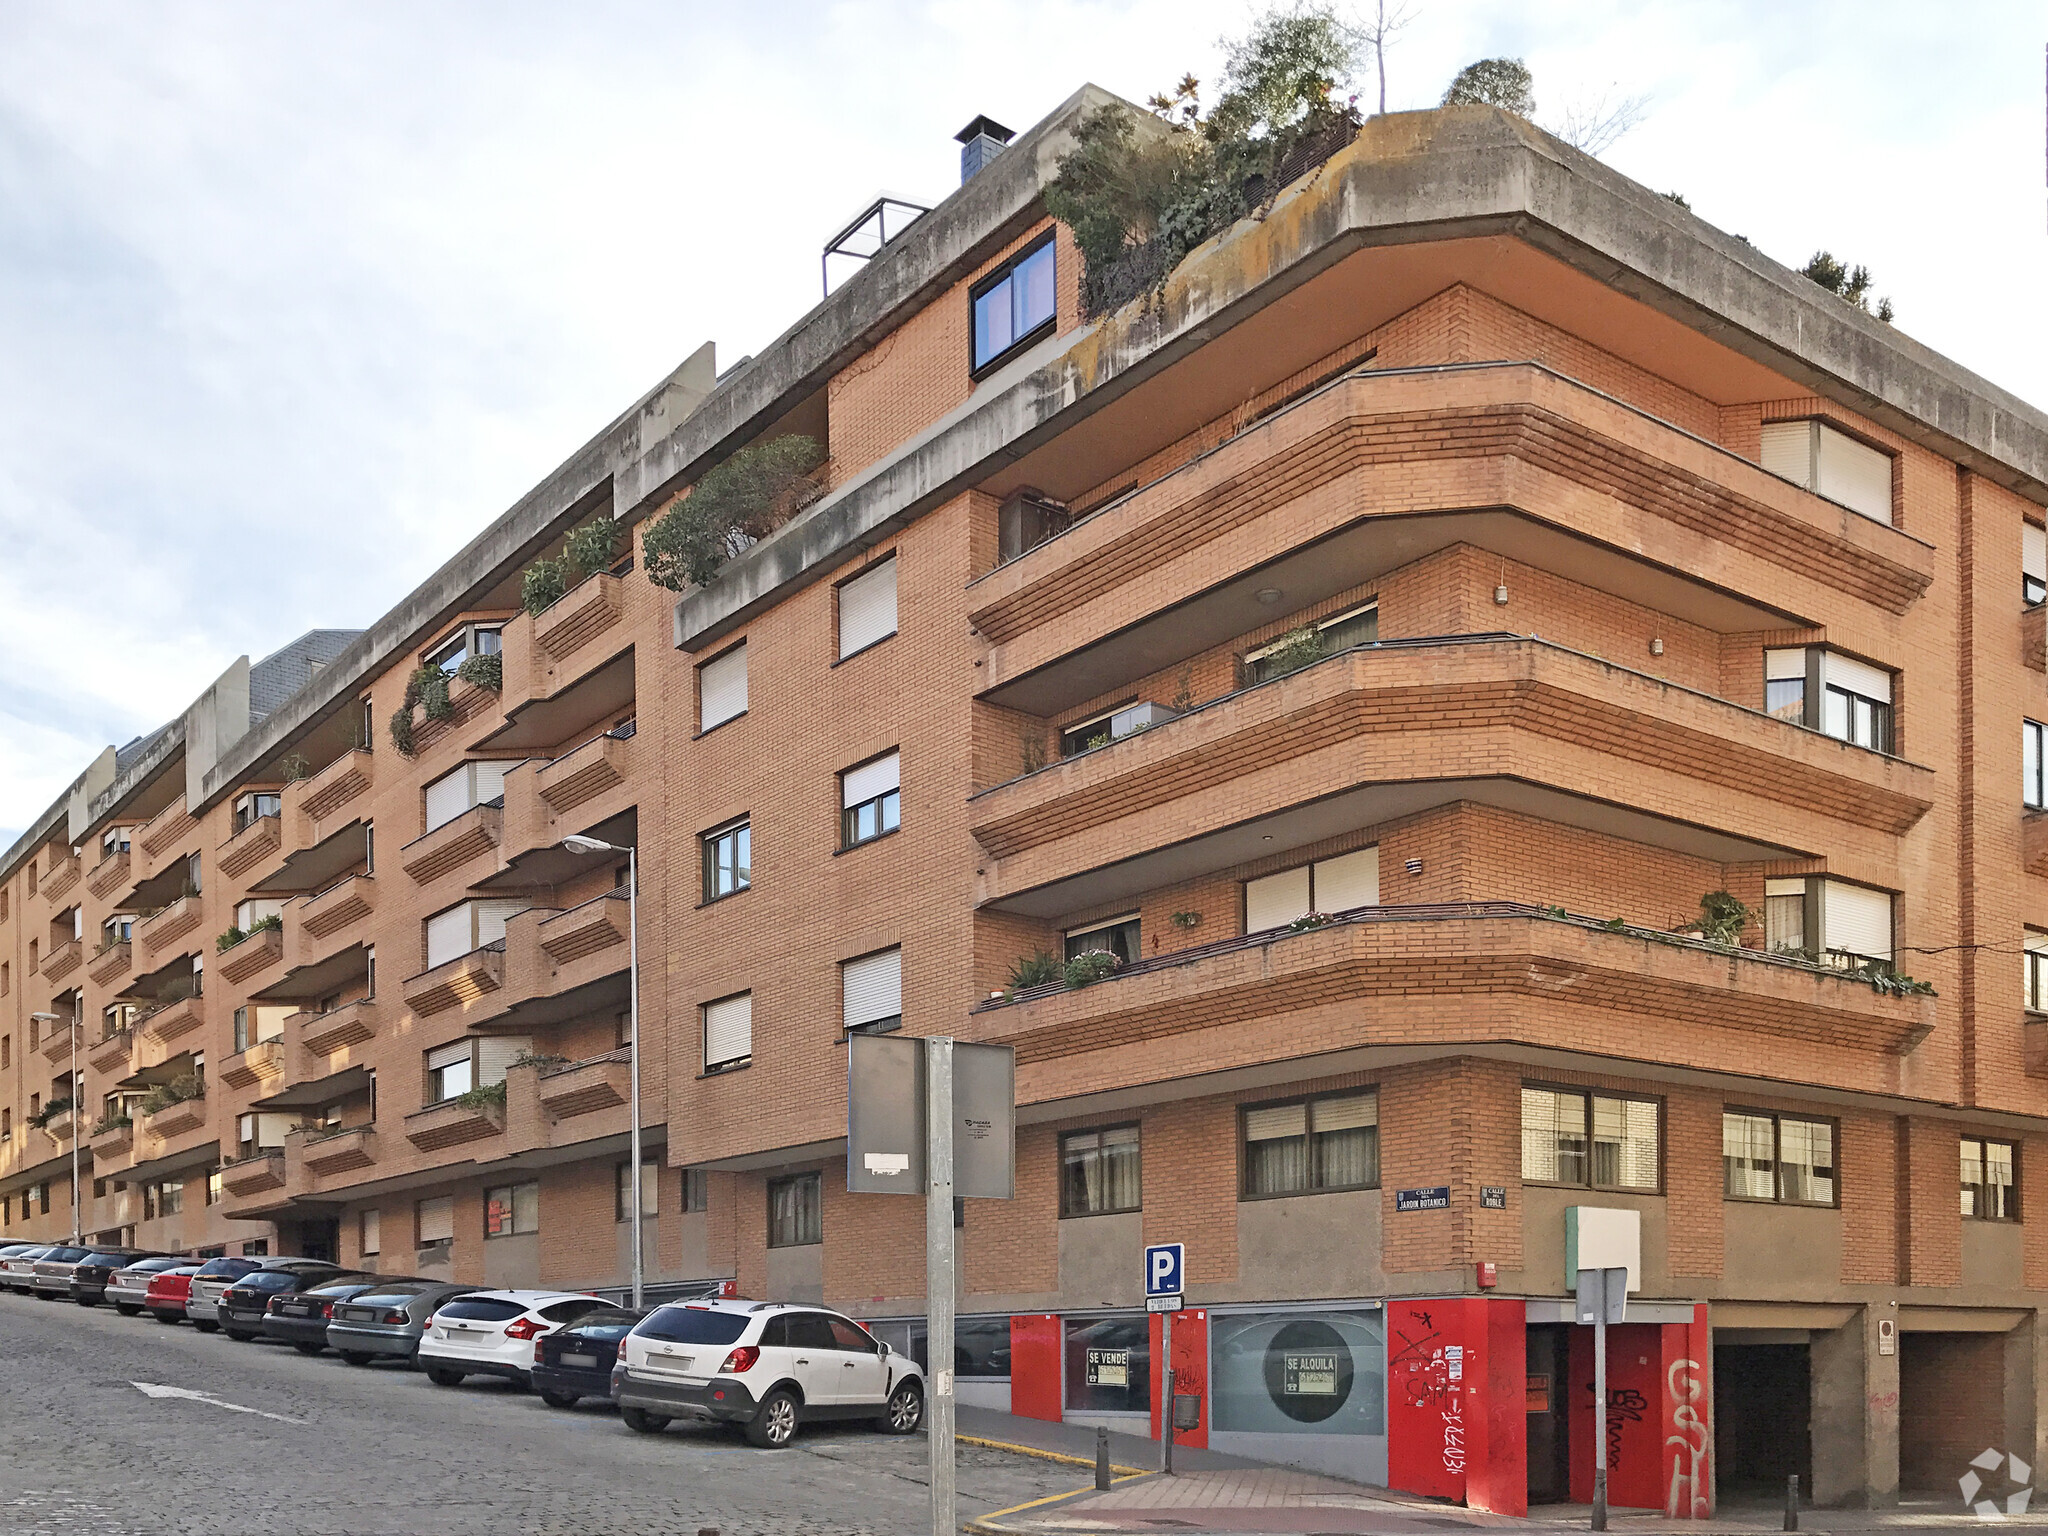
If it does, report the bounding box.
[86,849,131,902]
[137,893,203,955]
[404,1095,504,1152]
[217,813,282,881]
[536,730,632,815]
[38,1018,81,1065]
[139,992,205,1045]
[220,1150,287,1197]
[534,572,625,662]
[402,944,505,1017]
[38,855,81,903]
[39,939,81,984]
[298,874,375,941]
[219,1040,286,1091]
[537,1049,631,1120]
[215,924,284,986]
[87,938,134,989]
[400,802,502,884]
[297,1123,377,1176]
[293,997,379,1055]
[87,1028,134,1076]
[537,893,629,964]
[139,1092,208,1142]
[293,748,375,827]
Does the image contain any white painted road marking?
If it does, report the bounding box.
[130,1381,304,1424]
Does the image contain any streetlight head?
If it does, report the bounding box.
[560,835,614,855]
[29,1012,59,1022]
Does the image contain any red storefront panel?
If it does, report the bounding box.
[1010,1313,1063,1422]
[1147,1307,1210,1448]
[1567,1307,1714,1517]
[1386,1296,1526,1513]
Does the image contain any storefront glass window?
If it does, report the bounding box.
[1064,1315,1151,1412]
[1211,1308,1385,1436]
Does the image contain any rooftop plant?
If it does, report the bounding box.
[642,435,828,591]
[520,513,624,616]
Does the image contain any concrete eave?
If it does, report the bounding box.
[672,104,2048,651]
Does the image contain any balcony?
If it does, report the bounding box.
[139,1093,208,1141]
[39,939,81,984]
[37,1108,77,1145]
[970,902,1938,1087]
[538,1049,631,1120]
[88,1116,133,1160]
[220,1150,286,1197]
[465,904,630,1034]
[404,1095,504,1153]
[294,997,379,1055]
[217,813,282,882]
[218,1040,286,1091]
[969,637,1934,909]
[215,925,284,986]
[408,675,500,757]
[38,1018,81,1065]
[87,1028,134,1076]
[137,894,202,957]
[535,572,625,662]
[298,874,375,941]
[139,994,205,1045]
[292,748,374,828]
[136,802,197,871]
[298,1123,378,1176]
[537,731,632,815]
[969,365,1938,709]
[400,803,502,885]
[403,946,505,1017]
[86,849,131,902]
[87,939,134,989]
[538,893,629,964]
[38,854,81,903]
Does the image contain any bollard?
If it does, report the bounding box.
[1784,1473,1799,1531]
[1095,1425,1111,1491]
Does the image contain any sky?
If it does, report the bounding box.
[1,0,2043,844]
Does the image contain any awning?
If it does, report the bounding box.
[250,1065,373,1111]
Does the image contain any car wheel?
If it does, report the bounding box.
[225,1329,256,1342]
[150,1313,180,1325]
[425,1367,466,1387]
[292,1342,325,1355]
[115,1305,141,1316]
[74,1297,97,1308]
[539,1389,580,1409]
[620,1406,670,1434]
[745,1388,801,1449]
[339,1351,372,1367]
[193,1321,218,1334]
[879,1381,924,1435]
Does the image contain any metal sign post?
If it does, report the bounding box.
[1576,1266,1628,1532]
[926,1037,956,1536]
[1143,1243,1185,1475]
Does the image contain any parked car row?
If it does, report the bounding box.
[0,1240,926,1449]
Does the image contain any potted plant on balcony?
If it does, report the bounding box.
[28,1096,73,1130]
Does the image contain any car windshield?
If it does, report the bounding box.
[634,1306,749,1346]
[235,1271,305,1294]
[436,1297,530,1322]
[122,1258,184,1274]
[305,1280,374,1298]
[194,1258,255,1277]
[81,1252,135,1265]
[353,1284,434,1303]
[42,1247,91,1262]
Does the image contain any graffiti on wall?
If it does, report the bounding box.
[1664,1357,1710,1520]
[1390,1312,1466,1476]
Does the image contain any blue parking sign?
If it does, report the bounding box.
[1144,1242,1184,1299]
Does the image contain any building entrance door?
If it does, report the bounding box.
[1526,1323,1571,1504]
[1713,1341,1809,1494]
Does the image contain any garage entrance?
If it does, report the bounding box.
[1714,1340,1810,1493]
[1899,1331,2007,1494]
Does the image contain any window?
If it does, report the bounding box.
[233,898,283,933]
[1521,1086,1660,1190]
[485,1181,540,1237]
[232,1005,290,1053]
[100,826,130,863]
[1060,1125,1141,1216]
[1763,877,1895,966]
[1064,916,1139,967]
[768,1172,823,1247]
[232,791,281,834]
[425,621,503,675]
[1244,848,1380,931]
[423,899,525,969]
[206,1169,224,1206]
[423,761,519,833]
[101,914,133,948]
[144,1179,185,1219]
[841,752,901,847]
[235,1112,291,1160]
[1058,700,1182,758]
[703,992,752,1072]
[1244,602,1380,686]
[615,1160,659,1222]
[682,1169,709,1213]
[702,819,751,902]
[426,1040,475,1103]
[2028,522,2047,605]
[698,642,748,731]
[0,1034,8,1069]
[2029,721,2047,810]
[1241,1091,1379,1197]
[841,947,903,1034]
[1764,649,1894,753]
[1962,1138,2017,1220]
[1,1107,10,1140]
[970,233,1056,374]
[360,1209,380,1256]
[416,1195,456,1247]
[1760,419,1894,524]
[837,556,898,659]
[102,1004,137,1039]
[1723,1110,1836,1205]
[2028,934,2048,1012]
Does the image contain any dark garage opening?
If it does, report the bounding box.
[1715,1342,1811,1493]
[1899,1331,2007,1494]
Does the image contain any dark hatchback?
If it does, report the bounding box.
[68,1250,160,1305]
[532,1305,647,1409]
[218,1263,346,1340]
[261,1277,383,1354]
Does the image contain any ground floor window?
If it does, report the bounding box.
[1064,1315,1150,1413]
[1210,1308,1386,1436]
[767,1172,821,1247]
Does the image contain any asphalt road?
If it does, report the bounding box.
[0,1290,1081,1536]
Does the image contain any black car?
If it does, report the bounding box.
[184,1255,267,1330]
[68,1249,161,1305]
[217,1262,346,1340]
[260,1277,383,1354]
[533,1305,647,1409]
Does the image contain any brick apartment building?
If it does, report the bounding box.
[4,96,2047,1514]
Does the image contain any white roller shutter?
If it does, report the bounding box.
[476,1035,533,1085]
[704,994,752,1068]
[700,643,748,730]
[472,899,527,949]
[1815,424,1893,524]
[1245,866,1312,932]
[423,768,470,833]
[1313,848,1379,912]
[360,1209,380,1256]
[416,1196,455,1245]
[425,1039,473,1074]
[425,906,471,969]
[1765,648,1808,681]
[842,949,903,1031]
[1760,421,1814,487]
[1822,880,1894,962]
[1313,1093,1377,1131]
[842,752,900,809]
[838,557,898,658]
[470,761,517,806]
[2028,524,2047,591]
[1822,652,1892,703]
[1244,1103,1306,1141]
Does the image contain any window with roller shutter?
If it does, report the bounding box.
[423,760,521,833]
[416,1195,455,1247]
[841,751,901,848]
[1759,419,1894,525]
[425,1039,475,1102]
[841,948,902,1034]
[2028,523,2047,605]
[1243,847,1379,932]
[698,642,747,731]
[837,556,897,659]
[423,899,526,969]
[1763,877,1895,966]
[703,993,752,1072]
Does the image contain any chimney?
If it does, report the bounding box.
[954,115,1015,185]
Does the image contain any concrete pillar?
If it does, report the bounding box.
[2009,1314,2045,1491]
[1811,1306,1899,1508]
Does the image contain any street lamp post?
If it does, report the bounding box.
[561,835,642,1307]
[29,1011,76,1243]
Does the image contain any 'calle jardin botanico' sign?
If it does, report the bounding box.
[1395,1186,1451,1212]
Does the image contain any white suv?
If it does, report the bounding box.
[418,1289,608,1388]
[613,1299,924,1447]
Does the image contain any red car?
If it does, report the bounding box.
[145,1264,205,1324]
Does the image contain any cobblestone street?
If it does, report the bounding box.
[0,1296,1081,1536]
